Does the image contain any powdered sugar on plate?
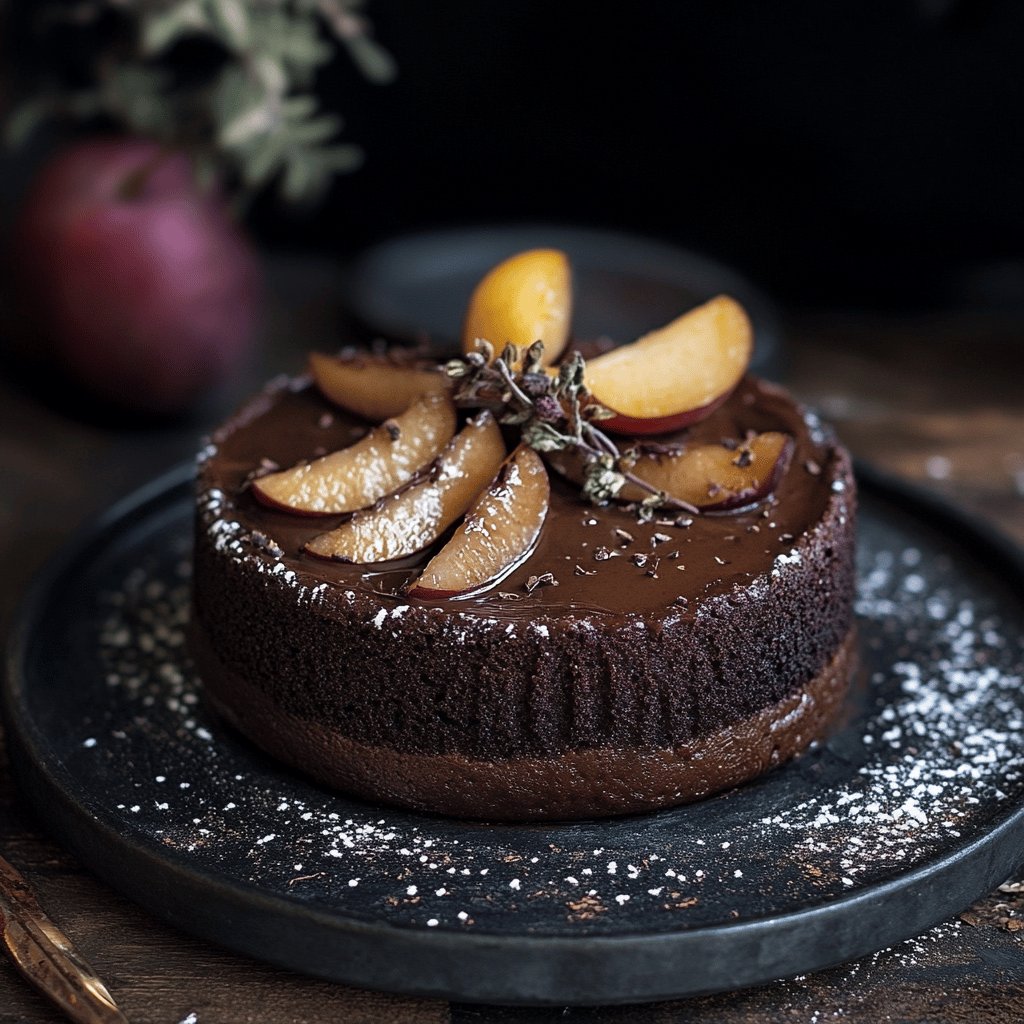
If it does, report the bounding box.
[69,498,1024,940]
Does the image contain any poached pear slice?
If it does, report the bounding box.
[309,351,450,421]
[584,295,753,435]
[407,444,550,599]
[304,411,506,562]
[620,431,794,511]
[462,248,571,365]
[252,393,456,516]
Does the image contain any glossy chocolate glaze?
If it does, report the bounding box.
[202,375,839,619]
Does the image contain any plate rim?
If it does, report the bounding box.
[4,461,1024,1006]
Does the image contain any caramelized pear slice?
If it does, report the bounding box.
[252,393,456,515]
[584,295,753,435]
[310,351,449,421]
[305,412,506,562]
[407,444,550,598]
[621,432,794,511]
[462,248,571,365]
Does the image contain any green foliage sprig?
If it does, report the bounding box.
[6,0,394,208]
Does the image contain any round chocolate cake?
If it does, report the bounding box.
[192,370,856,821]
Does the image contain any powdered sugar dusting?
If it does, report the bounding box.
[75,501,1024,942]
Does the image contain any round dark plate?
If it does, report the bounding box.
[343,224,784,376]
[4,465,1024,1006]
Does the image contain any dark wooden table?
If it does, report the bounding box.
[2,264,1023,1023]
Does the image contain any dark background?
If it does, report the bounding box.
[300,0,1024,309]
[5,0,1024,311]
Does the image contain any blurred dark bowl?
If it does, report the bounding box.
[343,224,783,377]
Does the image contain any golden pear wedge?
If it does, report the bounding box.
[462,248,571,365]
[408,444,550,598]
[305,412,506,562]
[253,393,456,515]
[310,351,449,421]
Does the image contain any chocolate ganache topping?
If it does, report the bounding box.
[201,374,844,621]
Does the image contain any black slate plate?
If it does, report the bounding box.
[4,464,1024,1006]
[343,224,784,377]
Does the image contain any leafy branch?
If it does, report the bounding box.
[446,342,700,518]
[5,0,394,209]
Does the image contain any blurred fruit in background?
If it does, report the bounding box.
[13,138,261,415]
[2,0,393,416]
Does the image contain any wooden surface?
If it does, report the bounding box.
[1,264,1023,1023]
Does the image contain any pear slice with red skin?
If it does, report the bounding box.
[407,444,550,599]
[621,432,794,511]
[252,393,456,516]
[549,431,793,512]
[305,412,506,563]
[584,295,753,435]
[462,248,571,365]
[310,351,450,421]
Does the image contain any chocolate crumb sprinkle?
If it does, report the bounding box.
[593,546,616,562]
[574,564,597,577]
[525,572,559,593]
[631,553,649,568]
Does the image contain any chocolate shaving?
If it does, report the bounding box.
[525,572,558,593]
[631,553,649,568]
[613,528,635,547]
[651,532,672,547]
[497,592,522,601]
[574,564,597,576]
[593,546,617,561]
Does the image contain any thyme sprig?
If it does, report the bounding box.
[446,341,700,518]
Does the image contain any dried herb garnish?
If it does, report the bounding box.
[447,341,700,517]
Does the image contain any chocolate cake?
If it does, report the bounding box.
[192,370,856,821]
